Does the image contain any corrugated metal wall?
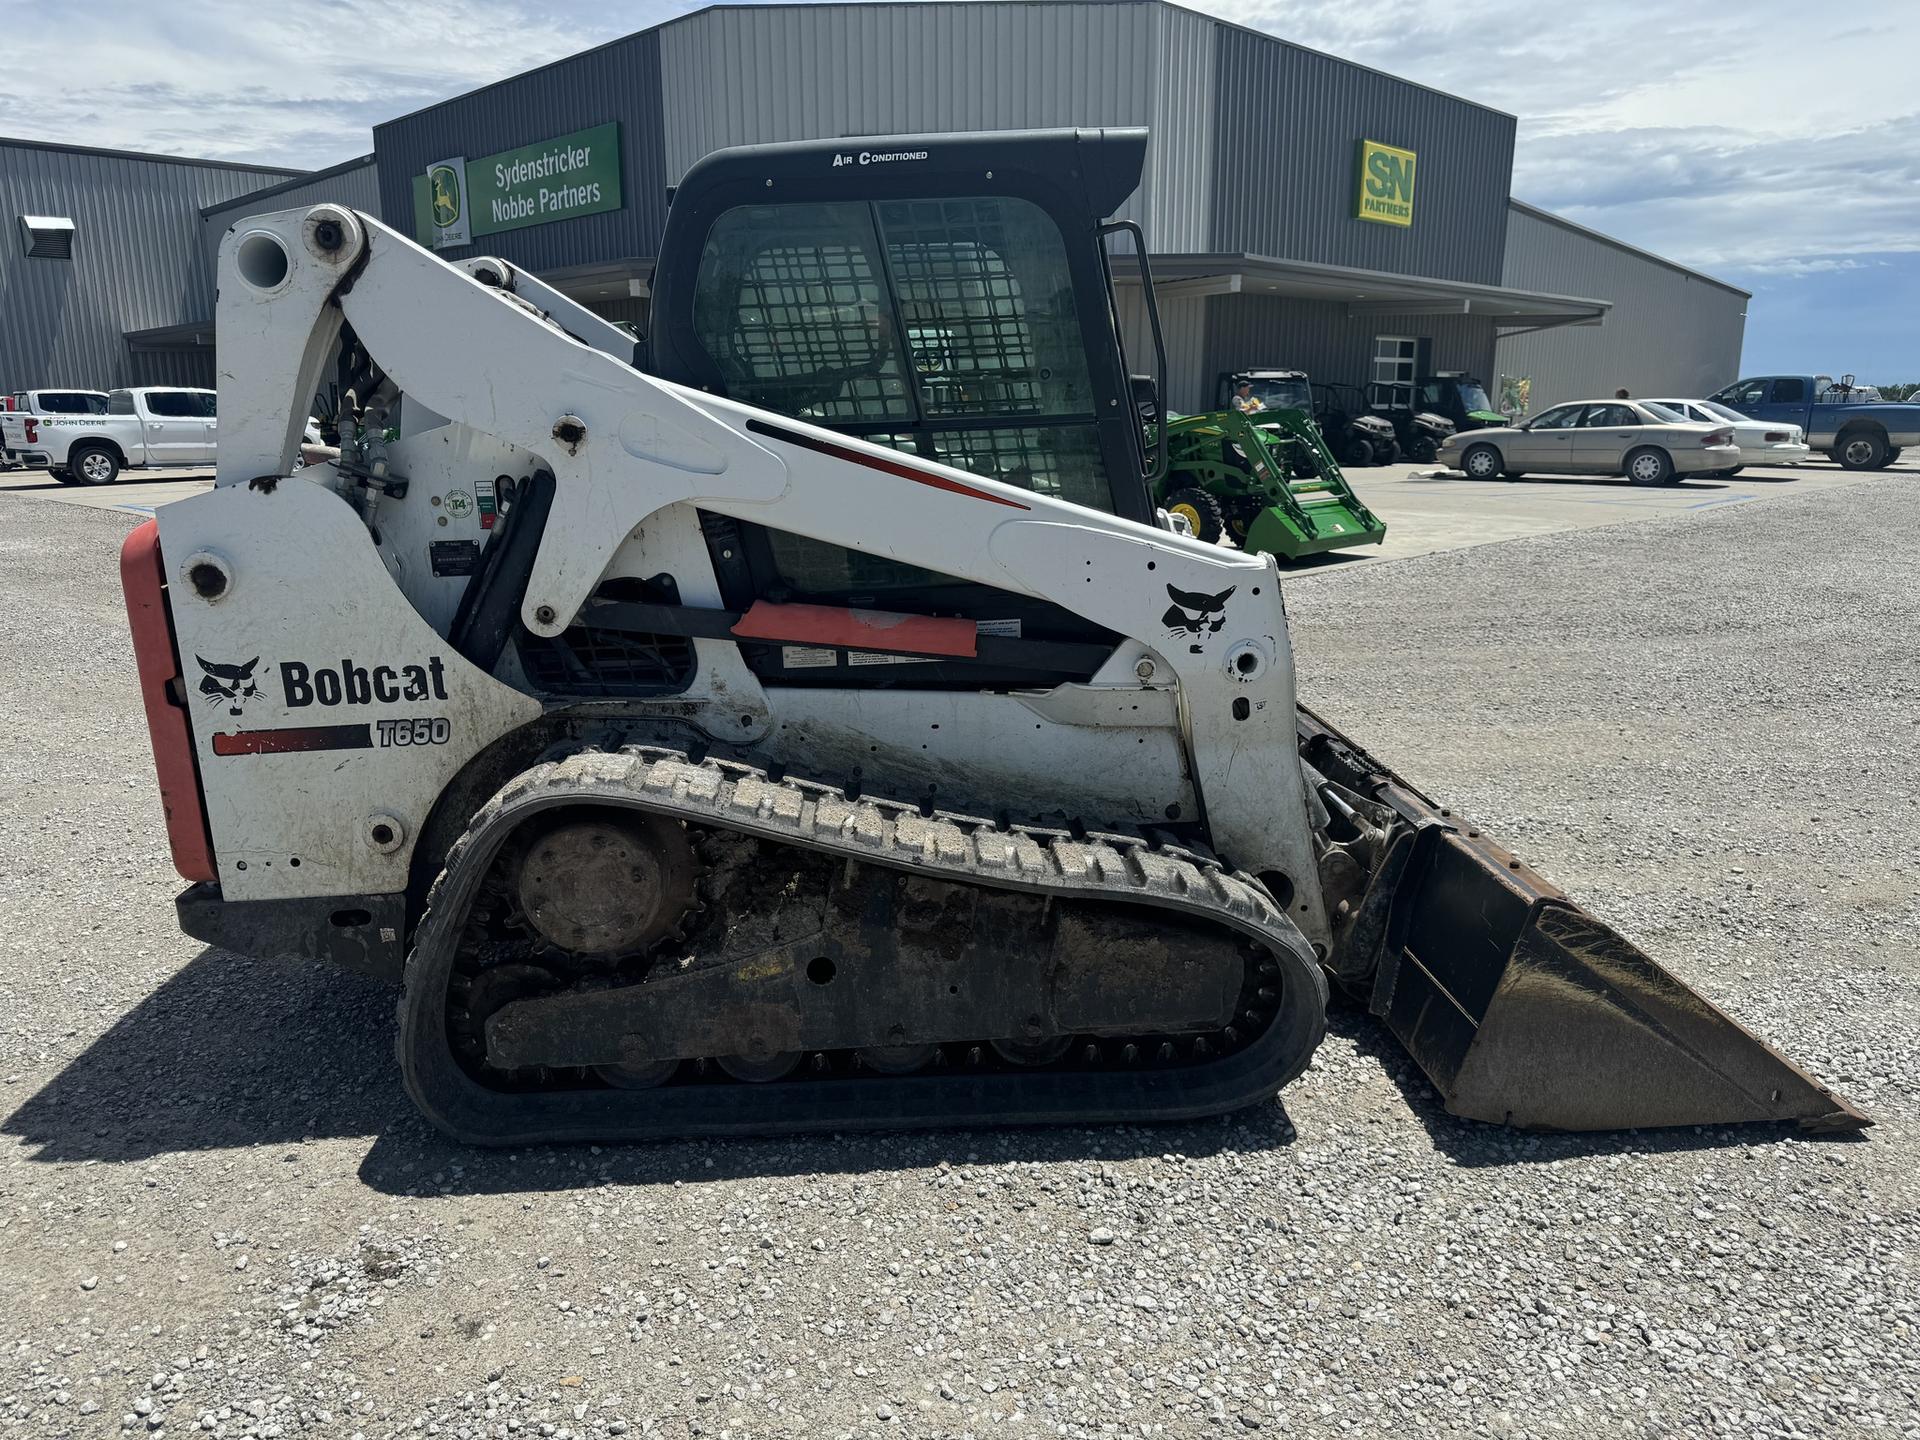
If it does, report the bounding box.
[200,156,381,290]
[1114,284,1208,413]
[1497,202,1748,412]
[655,1,1212,246]
[1202,293,1498,405]
[1208,27,1515,283]
[0,141,296,392]
[370,31,669,273]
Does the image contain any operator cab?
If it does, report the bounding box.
[1216,370,1311,414]
[648,128,1166,687]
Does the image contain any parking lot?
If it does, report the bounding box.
[0,459,1914,1439]
[3,453,1908,564]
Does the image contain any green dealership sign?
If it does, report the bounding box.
[412,122,622,248]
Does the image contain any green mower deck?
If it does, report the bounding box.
[1158,408,1386,561]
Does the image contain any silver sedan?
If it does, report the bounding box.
[1438,400,1743,484]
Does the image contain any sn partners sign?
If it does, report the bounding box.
[1354,139,1417,228]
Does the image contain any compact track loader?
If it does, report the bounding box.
[121,129,1865,1144]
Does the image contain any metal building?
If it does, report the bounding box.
[364,0,1740,415]
[0,138,297,392]
[1496,201,1752,412]
[2,1,1746,418]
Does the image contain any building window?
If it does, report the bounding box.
[1372,335,1419,388]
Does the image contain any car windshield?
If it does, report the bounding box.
[1699,399,1750,424]
[1641,402,1691,424]
[1453,381,1494,412]
[1243,377,1311,411]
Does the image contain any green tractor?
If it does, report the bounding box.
[1156,395,1386,562]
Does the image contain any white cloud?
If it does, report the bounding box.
[0,0,694,170]
[8,0,1918,290]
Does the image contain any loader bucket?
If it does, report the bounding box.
[1299,710,1870,1134]
[1242,491,1385,561]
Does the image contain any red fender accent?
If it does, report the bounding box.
[119,520,216,882]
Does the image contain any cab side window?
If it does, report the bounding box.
[1714,381,1768,410]
[1531,405,1581,428]
[144,392,196,418]
[1770,378,1807,403]
[108,391,136,416]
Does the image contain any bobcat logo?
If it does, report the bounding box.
[1162,584,1235,654]
[197,656,263,717]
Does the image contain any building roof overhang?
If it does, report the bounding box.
[1113,252,1610,331]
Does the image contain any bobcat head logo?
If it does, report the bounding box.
[1162,584,1235,653]
[197,656,262,717]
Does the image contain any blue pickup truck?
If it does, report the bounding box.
[1707,374,1920,470]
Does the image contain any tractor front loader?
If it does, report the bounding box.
[120,129,1866,1144]
[1157,407,1386,562]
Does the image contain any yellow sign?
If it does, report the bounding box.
[1356,139,1417,228]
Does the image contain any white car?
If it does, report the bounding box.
[1644,398,1810,474]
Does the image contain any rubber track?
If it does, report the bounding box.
[397,746,1329,1144]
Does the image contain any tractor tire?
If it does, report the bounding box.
[1374,439,1400,465]
[1408,436,1439,465]
[1339,436,1374,468]
[1163,487,1225,544]
[1836,430,1888,471]
[1625,446,1676,486]
[1460,443,1503,481]
[70,443,121,486]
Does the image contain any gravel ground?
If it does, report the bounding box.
[1,485,1915,1440]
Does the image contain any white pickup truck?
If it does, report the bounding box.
[0,386,217,484]
[2,389,107,468]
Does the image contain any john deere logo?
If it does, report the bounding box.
[1356,139,1416,228]
[429,165,463,227]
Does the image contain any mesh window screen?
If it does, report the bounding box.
[879,197,1092,421]
[694,203,915,424]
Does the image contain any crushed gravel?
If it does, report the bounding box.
[1,482,1915,1439]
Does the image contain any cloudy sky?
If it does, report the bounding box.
[4,0,1914,379]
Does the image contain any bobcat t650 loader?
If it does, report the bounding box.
[120,129,1865,1143]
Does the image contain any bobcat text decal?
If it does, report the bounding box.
[281,657,448,708]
